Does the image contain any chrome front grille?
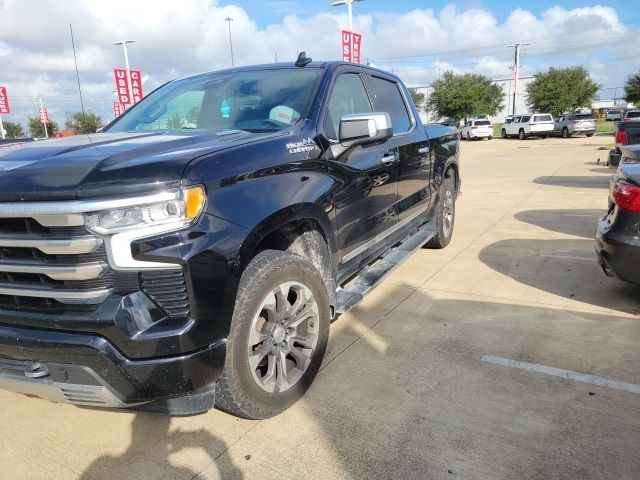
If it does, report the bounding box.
[0,216,132,310]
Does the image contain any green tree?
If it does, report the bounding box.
[165,113,183,129]
[525,66,600,116]
[408,88,426,112]
[623,70,640,106]
[2,121,25,138]
[70,112,103,134]
[186,106,200,126]
[426,71,503,123]
[28,117,59,138]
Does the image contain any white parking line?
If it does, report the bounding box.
[539,254,596,261]
[481,355,640,394]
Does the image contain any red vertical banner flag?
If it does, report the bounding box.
[39,108,49,123]
[341,30,352,62]
[0,86,10,114]
[113,102,125,117]
[351,33,362,64]
[129,70,143,103]
[114,68,130,104]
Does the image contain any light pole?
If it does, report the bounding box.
[225,17,235,67]
[113,40,135,107]
[331,0,364,33]
[36,96,48,139]
[508,42,531,116]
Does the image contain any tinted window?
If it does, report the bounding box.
[521,116,531,122]
[326,73,372,138]
[107,68,322,133]
[573,114,595,120]
[368,76,412,134]
[532,115,552,122]
[627,111,640,118]
[474,120,491,126]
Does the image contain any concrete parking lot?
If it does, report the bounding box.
[1,136,639,480]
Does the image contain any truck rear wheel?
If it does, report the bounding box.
[216,250,330,419]
[425,176,455,249]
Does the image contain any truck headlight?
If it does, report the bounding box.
[84,186,205,234]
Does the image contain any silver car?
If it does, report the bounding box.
[554,113,597,138]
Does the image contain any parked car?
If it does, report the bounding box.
[622,110,640,122]
[596,145,640,286]
[553,113,596,138]
[501,113,554,139]
[461,118,493,140]
[0,59,460,418]
[0,137,35,146]
[608,121,640,166]
[605,109,623,121]
[437,118,456,127]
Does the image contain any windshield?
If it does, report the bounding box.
[627,111,640,118]
[106,68,323,133]
[474,120,491,125]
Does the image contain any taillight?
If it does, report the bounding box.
[611,181,640,212]
[615,129,628,145]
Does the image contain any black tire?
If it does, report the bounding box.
[562,127,570,138]
[518,129,525,140]
[541,134,549,139]
[488,136,492,140]
[216,250,330,419]
[586,132,595,137]
[425,176,456,249]
[501,129,507,139]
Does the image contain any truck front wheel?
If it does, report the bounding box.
[425,176,456,249]
[216,250,330,419]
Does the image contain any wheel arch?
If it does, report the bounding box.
[237,203,338,307]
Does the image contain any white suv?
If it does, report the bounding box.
[502,113,554,140]
[461,118,493,140]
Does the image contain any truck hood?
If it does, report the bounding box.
[0,130,264,200]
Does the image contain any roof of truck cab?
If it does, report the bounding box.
[177,61,400,82]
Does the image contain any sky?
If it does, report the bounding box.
[0,0,638,132]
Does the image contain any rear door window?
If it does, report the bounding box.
[368,76,412,134]
[521,115,531,122]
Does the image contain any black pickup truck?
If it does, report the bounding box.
[0,59,459,419]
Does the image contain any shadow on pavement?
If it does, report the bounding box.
[294,289,640,479]
[533,175,611,189]
[79,414,243,480]
[478,237,640,312]
[514,209,604,239]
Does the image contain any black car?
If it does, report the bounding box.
[596,145,640,285]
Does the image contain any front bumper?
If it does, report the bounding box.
[0,324,226,413]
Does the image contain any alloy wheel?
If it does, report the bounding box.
[248,281,320,393]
